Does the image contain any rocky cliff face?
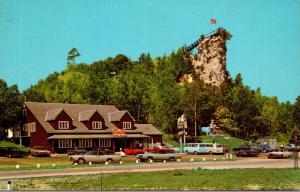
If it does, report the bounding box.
[183,28,231,86]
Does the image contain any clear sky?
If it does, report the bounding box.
[0,0,299,102]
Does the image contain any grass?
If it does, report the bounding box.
[0,140,29,152]
[200,135,247,149]
[3,168,300,190]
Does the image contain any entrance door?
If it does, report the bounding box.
[114,139,125,151]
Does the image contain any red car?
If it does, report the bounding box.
[145,146,175,153]
[123,148,145,155]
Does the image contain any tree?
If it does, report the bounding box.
[0,79,24,139]
[293,96,300,129]
[67,48,80,65]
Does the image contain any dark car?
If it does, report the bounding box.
[30,146,51,157]
[0,147,29,158]
[234,146,260,157]
[256,144,272,153]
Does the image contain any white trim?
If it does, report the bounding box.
[123,122,132,130]
[58,139,73,148]
[92,121,102,129]
[58,121,69,129]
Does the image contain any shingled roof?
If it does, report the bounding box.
[25,102,119,133]
[25,102,162,136]
[78,109,104,122]
[45,108,64,121]
[108,110,135,122]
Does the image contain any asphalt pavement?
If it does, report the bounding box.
[0,158,296,180]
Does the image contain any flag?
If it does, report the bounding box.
[210,19,217,24]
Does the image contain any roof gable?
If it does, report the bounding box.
[109,110,135,122]
[45,108,64,121]
[79,109,100,122]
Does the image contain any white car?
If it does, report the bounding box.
[69,151,121,164]
[267,150,292,159]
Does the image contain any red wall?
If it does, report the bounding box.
[82,112,106,129]
[49,110,74,130]
[113,113,135,129]
[25,107,54,153]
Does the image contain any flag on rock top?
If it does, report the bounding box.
[211,19,217,24]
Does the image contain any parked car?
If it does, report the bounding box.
[184,143,224,155]
[69,151,121,164]
[267,149,292,159]
[256,144,272,153]
[30,146,51,157]
[136,151,181,162]
[184,143,207,155]
[0,147,29,158]
[145,146,175,153]
[124,148,145,155]
[284,144,300,152]
[233,146,260,157]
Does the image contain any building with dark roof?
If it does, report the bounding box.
[22,102,162,153]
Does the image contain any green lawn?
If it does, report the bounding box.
[200,135,247,149]
[0,140,29,152]
[3,168,300,190]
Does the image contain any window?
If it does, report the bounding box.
[92,121,102,129]
[58,121,69,129]
[79,139,92,148]
[23,122,36,133]
[123,122,131,130]
[99,139,111,147]
[58,139,72,148]
[29,122,36,132]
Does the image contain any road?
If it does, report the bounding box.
[0,158,296,179]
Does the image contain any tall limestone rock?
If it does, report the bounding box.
[183,28,232,86]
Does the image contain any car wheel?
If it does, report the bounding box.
[169,157,175,161]
[262,149,266,153]
[78,158,85,164]
[147,157,153,162]
[106,159,113,164]
[194,151,198,155]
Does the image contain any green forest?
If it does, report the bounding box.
[1,48,300,144]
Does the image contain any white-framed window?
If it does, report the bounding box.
[92,121,102,129]
[99,139,111,147]
[58,139,73,148]
[123,122,131,130]
[23,122,36,132]
[58,121,69,129]
[79,139,92,148]
[29,122,36,132]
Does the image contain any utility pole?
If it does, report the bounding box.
[194,94,197,142]
[294,135,298,169]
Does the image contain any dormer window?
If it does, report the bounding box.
[58,121,69,129]
[92,121,102,129]
[123,122,131,130]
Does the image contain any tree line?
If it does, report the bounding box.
[1,49,300,144]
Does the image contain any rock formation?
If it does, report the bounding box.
[183,28,232,86]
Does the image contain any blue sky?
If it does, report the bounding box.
[0,0,299,102]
